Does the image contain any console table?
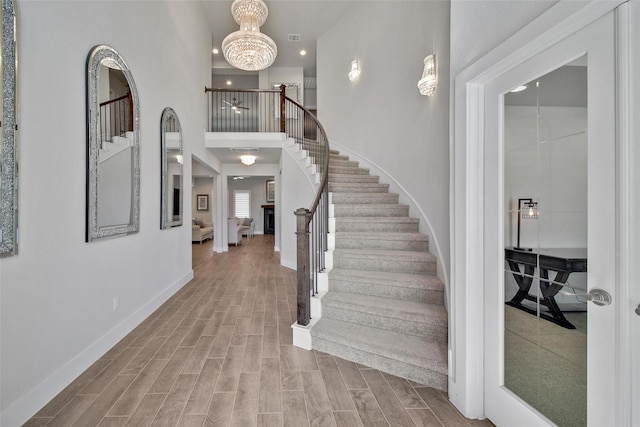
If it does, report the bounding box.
[504,247,587,329]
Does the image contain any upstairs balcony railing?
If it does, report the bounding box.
[206,86,329,327]
[99,91,133,148]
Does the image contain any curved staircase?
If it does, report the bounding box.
[310,149,449,391]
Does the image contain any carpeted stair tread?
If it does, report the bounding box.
[333,248,436,262]
[311,318,448,375]
[335,231,428,242]
[329,165,370,175]
[322,292,447,327]
[329,182,389,192]
[330,159,360,168]
[333,204,409,217]
[334,231,429,251]
[330,268,443,291]
[332,216,420,232]
[331,193,399,204]
[328,174,380,183]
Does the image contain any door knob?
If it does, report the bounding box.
[559,288,612,306]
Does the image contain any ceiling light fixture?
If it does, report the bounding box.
[417,54,437,96]
[222,0,277,71]
[348,59,360,82]
[212,48,219,54]
[240,155,256,165]
[511,85,527,93]
[300,50,306,56]
[226,80,232,86]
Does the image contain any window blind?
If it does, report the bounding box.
[234,191,250,218]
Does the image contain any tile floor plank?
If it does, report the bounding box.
[183,358,224,415]
[301,371,337,427]
[333,411,365,427]
[349,389,389,427]
[150,373,197,426]
[360,369,415,427]
[317,357,356,412]
[71,375,136,427]
[407,408,444,426]
[415,387,471,427]
[204,392,235,427]
[257,413,282,427]
[108,358,168,416]
[335,358,368,390]
[258,358,282,413]
[282,390,310,427]
[382,372,427,409]
[125,393,167,427]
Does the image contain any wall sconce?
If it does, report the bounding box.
[240,155,256,166]
[417,54,437,96]
[515,198,538,251]
[176,154,184,165]
[348,59,360,82]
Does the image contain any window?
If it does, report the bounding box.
[234,191,250,218]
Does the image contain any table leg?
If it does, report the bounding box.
[538,269,575,329]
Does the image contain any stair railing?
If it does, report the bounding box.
[99,91,133,149]
[205,86,329,327]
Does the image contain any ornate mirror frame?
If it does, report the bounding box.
[0,0,18,256]
[86,45,140,242]
[160,107,183,229]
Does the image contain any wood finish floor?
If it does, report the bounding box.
[25,235,493,427]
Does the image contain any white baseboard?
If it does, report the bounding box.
[281,257,296,270]
[1,270,194,427]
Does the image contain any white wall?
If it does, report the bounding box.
[280,146,316,269]
[98,148,133,227]
[450,0,557,76]
[0,2,212,425]
[317,1,450,281]
[193,177,214,225]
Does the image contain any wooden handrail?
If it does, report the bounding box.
[99,91,130,107]
[204,86,280,93]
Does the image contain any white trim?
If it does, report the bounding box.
[614,4,633,426]
[329,141,449,290]
[0,270,194,427]
[450,0,626,420]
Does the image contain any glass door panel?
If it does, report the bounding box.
[503,56,588,427]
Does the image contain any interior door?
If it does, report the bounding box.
[483,10,617,427]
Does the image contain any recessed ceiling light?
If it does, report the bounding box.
[510,85,527,93]
[212,48,219,54]
[300,50,306,56]
[226,80,232,86]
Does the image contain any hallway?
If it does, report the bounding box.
[25,236,489,426]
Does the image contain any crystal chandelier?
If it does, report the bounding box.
[222,0,277,71]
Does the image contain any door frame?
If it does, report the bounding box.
[449,0,633,423]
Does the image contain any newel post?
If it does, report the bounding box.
[295,208,311,326]
[280,84,286,133]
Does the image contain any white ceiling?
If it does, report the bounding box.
[203,0,356,77]
[207,147,282,164]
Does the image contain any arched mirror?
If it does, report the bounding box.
[0,0,18,256]
[86,45,140,242]
[160,108,183,229]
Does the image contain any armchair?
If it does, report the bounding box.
[228,219,243,246]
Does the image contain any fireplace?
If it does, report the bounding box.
[262,204,274,235]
